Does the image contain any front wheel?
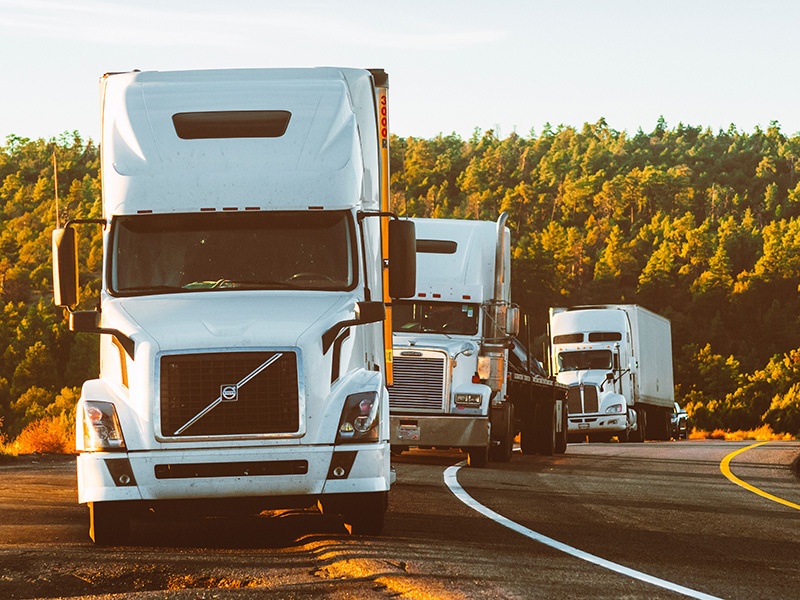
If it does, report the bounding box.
[338,492,388,536]
[554,402,568,454]
[489,404,514,463]
[520,416,537,455]
[536,401,557,456]
[88,501,131,546]
[466,446,489,468]
[630,407,647,443]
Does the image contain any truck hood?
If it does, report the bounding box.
[106,291,351,352]
[394,334,478,359]
[557,370,609,388]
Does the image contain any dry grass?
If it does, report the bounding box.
[11,415,75,454]
[689,424,796,441]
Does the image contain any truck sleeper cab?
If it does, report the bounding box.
[52,67,416,543]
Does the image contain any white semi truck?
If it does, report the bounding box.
[549,305,674,442]
[389,215,568,466]
[51,67,416,543]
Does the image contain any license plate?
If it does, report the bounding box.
[398,425,420,441]
[578,423,590,430]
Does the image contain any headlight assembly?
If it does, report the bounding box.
[336,391,379,443]
[454,393,482,407]
[83,401,126,451]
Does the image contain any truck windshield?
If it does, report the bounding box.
[557,350,612,372]
[392,301,479,335]
[109,210,356,295]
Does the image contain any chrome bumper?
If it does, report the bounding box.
[390,415,489,447]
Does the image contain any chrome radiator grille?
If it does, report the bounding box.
[567,386,581,414]
[567,384,600,414]
[160,351,299,437]
[389,352,447,412]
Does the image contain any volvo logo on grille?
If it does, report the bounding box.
[220,385,238,402]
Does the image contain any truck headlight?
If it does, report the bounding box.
[83,401,126,451]
[454,393,482,407]
[336,391,379,443]
[605,404,624,414]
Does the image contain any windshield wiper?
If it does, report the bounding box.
[120,285,182,294]
[182,279,304,290]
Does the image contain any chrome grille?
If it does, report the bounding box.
[160,351,299,437]
[567,386,582,414]
[389,353,447,412]
[568,384,599,414]
[583,384,599,413]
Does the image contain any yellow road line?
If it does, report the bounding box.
[720,441,800,510]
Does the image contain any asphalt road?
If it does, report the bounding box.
[1,440,798,600]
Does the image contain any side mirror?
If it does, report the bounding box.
[356,301,385,324]
[388,219,416,298]
[52,227,79,308]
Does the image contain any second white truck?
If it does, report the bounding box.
[388,214,568,466]
[549,305,674,442]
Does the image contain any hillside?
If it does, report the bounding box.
[0,122,798,448]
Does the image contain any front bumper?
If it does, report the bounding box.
[77,443,390,504]
[389,415,489,448]
[568,414,626,435]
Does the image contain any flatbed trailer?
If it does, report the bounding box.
[507,351,569,455]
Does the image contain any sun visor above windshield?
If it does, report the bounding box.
[101,69,372,215]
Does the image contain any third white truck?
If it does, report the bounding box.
[549,305,674,442]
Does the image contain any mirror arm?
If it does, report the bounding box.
[356,211,399,222]
[69,310,135,358]
[101,328,135,358]
[322,319,361,354]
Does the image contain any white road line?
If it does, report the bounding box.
[443,465,724,600]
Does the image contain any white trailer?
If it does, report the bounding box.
[51,67,416,543]
[549,305,674,442]
[389,215,568,466]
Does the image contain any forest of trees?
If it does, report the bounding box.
[0,119,799,449]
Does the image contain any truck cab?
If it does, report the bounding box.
[388,215,522,466]
[550,308,636,442]
[549,304,674,443]
[51,67,416,543]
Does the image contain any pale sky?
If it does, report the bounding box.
[1,0,799,143]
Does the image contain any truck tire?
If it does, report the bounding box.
[338,492,388,536]
[630,407,646,443]
[536,401,557,456]
[88,501,130,546]
[554,403,568,454]
[647,407,671,441]
[466,446,489,467]
[489,404,514,462]
[520,415,537,455]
